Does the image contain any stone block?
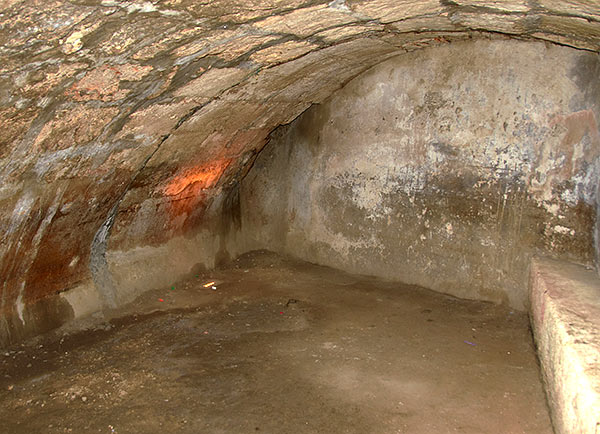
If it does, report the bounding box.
[529,257,600,434]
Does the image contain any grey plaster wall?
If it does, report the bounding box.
[238,39,600,310]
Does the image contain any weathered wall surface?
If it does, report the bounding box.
[1,0,600,345]
[240,39,600,309]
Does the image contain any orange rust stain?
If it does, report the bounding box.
[163,159,232,220]
[164,159,231,196]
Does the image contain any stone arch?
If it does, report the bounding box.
[0,0,599,343]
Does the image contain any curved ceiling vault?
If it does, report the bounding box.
[1,0,599,344]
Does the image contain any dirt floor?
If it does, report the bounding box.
[0,250,553,433]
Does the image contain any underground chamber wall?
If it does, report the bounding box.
[234,39,600,311]
[228,40,600,430]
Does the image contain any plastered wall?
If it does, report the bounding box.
[239,39,600,309]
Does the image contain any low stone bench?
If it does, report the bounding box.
[530,258,600,434]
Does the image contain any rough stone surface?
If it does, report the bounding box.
[239,39,600,310]
[0,0,600,344]
[529,257,600,434]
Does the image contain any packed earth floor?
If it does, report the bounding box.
[0,251,552,433]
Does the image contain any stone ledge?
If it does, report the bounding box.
[529,257,600,434]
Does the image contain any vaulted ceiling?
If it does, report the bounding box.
[1,0,599,343]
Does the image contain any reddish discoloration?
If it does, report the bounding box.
[550,109,600,176]
[33,106,119,151]
[163,159,232,219]
[0,198,45,315]
[66,65,153,102]
[163,160,231,197]
[0,173,135,322]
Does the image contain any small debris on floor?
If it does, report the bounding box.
[285,298,299,307]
